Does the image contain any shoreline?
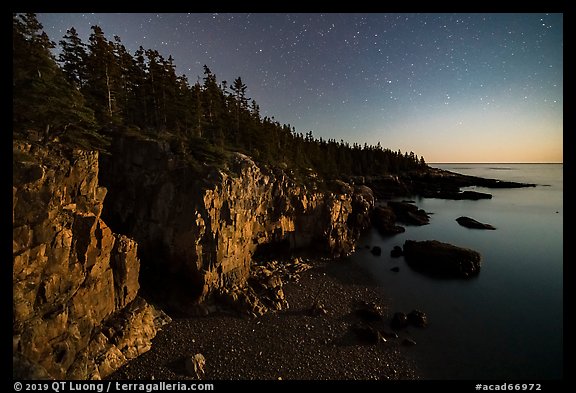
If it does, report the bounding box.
[106,256,419,380]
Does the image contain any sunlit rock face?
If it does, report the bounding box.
[13,141,168,380]
[100,135,374,303]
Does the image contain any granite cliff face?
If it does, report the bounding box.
[12,141,169,380]
[100,135,374,304]
[12,134,373,378]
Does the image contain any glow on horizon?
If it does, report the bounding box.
[37,13,563,163]
[380,102,563,164]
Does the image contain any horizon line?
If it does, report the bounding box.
[428,162,563,164]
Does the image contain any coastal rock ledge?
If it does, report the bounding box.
[403,240,481,278]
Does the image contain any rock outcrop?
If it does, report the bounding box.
[456,216,496,230]
[99,135,374,304]
[387,201,430,225]
[13,141,169,380]
[356,167,534,200]
[403,240,481,278]
[406,168,535,199]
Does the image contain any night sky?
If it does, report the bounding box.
[37,13,563,163]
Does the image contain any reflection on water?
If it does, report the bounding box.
[348,164,563,380]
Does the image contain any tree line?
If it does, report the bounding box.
[13,13,427,177]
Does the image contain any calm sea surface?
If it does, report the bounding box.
[347,163,563,379]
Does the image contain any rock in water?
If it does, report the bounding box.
[403,240,481,278]
[456,216,496,230]
[390,245,403,258]
[371,246,382,256]
[185,353,206,379]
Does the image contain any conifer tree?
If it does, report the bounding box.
[85,25,122,124]
[58,27,87,89]
[13,13,96,137]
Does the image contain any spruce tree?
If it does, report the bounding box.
[58,27,87,89]
[13,13,96,139]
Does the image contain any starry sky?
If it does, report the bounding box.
[37,13,563,163]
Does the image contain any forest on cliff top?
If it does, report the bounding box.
[13,13,427,177]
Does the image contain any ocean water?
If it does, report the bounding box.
[348,163,563,380]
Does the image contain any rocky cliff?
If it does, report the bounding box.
[99,135,374,306]
[12,134,373,379]
[12,141,169,380]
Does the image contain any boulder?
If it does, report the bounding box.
[354,301,384,322]
[351,323,385,344]
[184,353,206,379]
[390,245,403,258]
[403,240,481,278]
[456,216,496,230]
[370,246,382,256]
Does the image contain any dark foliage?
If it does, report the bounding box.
[13,14,427,176]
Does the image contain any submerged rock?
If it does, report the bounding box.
[403,240,481,278]
[456,216,496,230]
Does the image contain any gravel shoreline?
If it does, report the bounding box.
[107,257,420,380]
